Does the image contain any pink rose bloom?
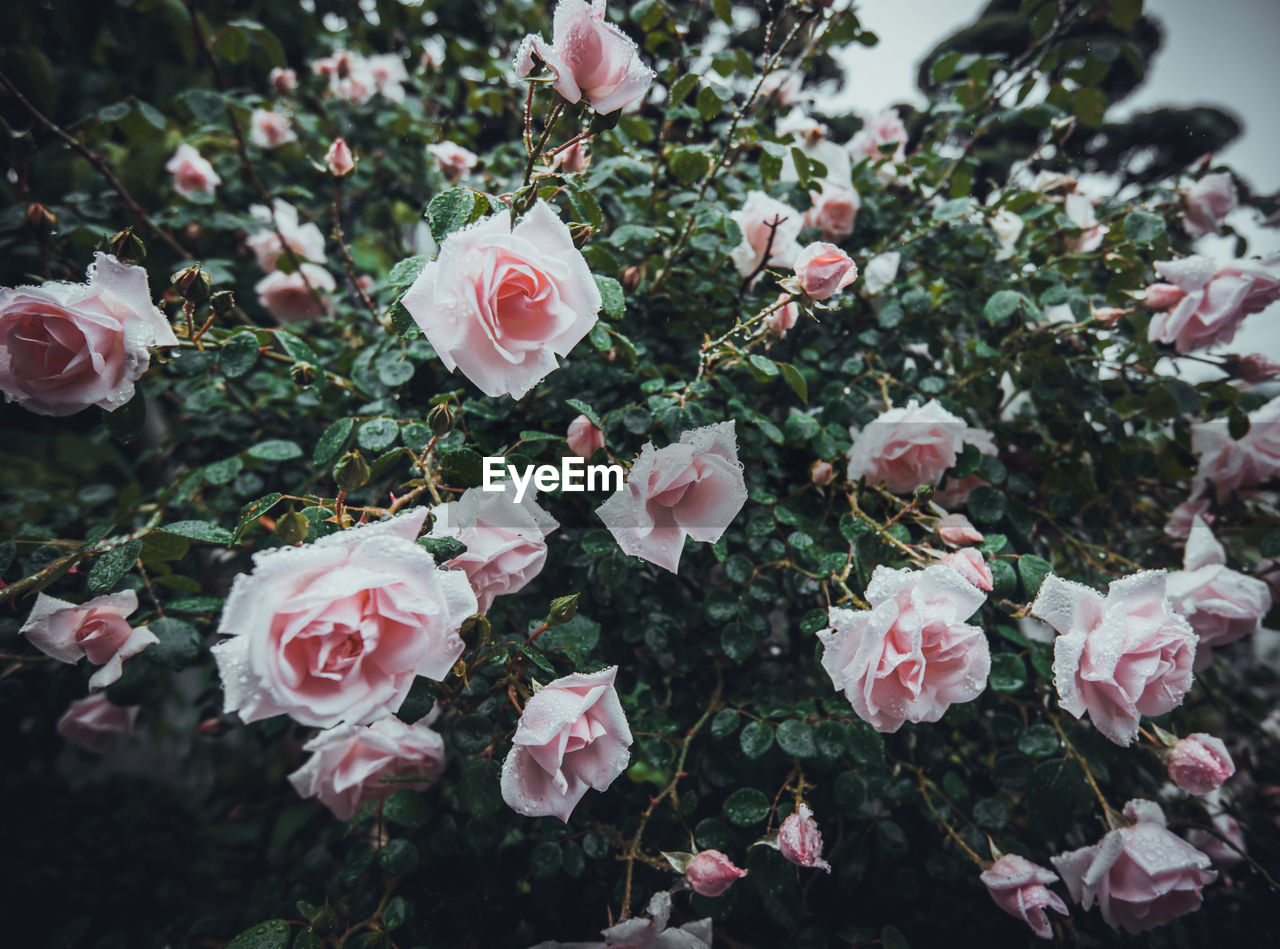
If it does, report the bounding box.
[402,200,601,399]
[596,421,748,574]
[428,483,559,614]
[528,891,712,949]
[0,252,178,416]
[165,143,221,197]
[685,850,747,897]
[1168,516,1271,668]
[1181,172,1237,238]
[846,399,967,495]
[763,293,799,335]
[255,264,336,323]
[313,50,381,104]
[809,459,834,486]
[794,242,858,301]
[848,108,907,163]
[1168,733,1234,795]
[57,693,139,755]
[20,590,157,690]
[514,0,655,115]
[1146,254,1280,353]
[818,564,990,733]
[862,251,900,295]
[777,804,830,872]
[552,140,590,174]
[1190,395,1280,501]
[804,184,860,242]
[427,141,477,181]
[1186,811,1245,868]
[249,109,296,149]
[1065,192,1106,253]
[944,548,993,592]
[1033,571,1197,746]
[269,67,297,94]
[1053,799,1216,934]
[245,200,327,272]
[326,137,355,176]
[287,716,446,821]
[366,53,409,103]
[729,191,804,280]
[567,413,605,458]
[500,665,632,822]
[979,854,1069,940]
[938,513,983,547]
[211,508,477,729]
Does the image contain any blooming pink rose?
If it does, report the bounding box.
[846,399,968,495]
[326,137,355,176]
[1064,192,1106,253]
[944,548,993,591]
[514,0,655,115]
[596,421,748,574]
[287,716,447,821]
[245,200,327,273]
[269,66,297,94]
[57,693,138,754]
[809,459,835,486]
[979,854,1069,940]
[848,108,907,163]
[402,201,601,399]
[1147,254,1280,353]
[1052,799,1216,934]
[552,140,590,174]
[819,564,990,732]
[938,513,983,547]
[255,264,336,323]
[528,891,712,949]
[685,850,747,897]
[862,251,900,295]
[763,293,799,335]
[1186,811,1245,868]
[20,590,157,690]
[1181,172,1237,238]
[1190,395,1280,501]
[1168,516,1271,668]
[165,143,221,197]
[777,804,830,872]
[428,483,559,614]
[249,109,296,149]
[427,141,477,181]
[211,508,477,729]
[1168,733,1234,795]
[0,252,178,416]
[567,413,605,458]
[500,665,632,822]
[804,184,860,242]
[793,242,858,301]
[729,191,804,280]
[312,50,385,104]
[1034,571,1196,746]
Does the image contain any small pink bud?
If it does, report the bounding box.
[794,242,857,301]
[1168,733,1235,795]
[764,293,799,335]
[553,140,590,174]
[778,804,831,872]
[1144,282,1187,310]
[622,266,641,290]
[270,67,298,94]
[326,137,356,177]
[566,414,605,459]
[944,548,993,591]
[1234,353,1280,383]
[1093,306,1127,325]
[809,460,835,486]
[938,513,983,547]
[685,850,747,897]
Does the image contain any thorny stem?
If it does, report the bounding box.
[520,99,566,197]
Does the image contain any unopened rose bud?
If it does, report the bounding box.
[1168,733,1235,795]
[210,290,236,317]
[326,137,356,177]
[107,227,146,264]
[275,508,310,545]
[777,804,831,872]
[622,266,641,290]
[685,850,747,897]
[552,139,589,174]
[1231,353,1280,384]
[334,449,371,493]
[459,613,491,644]
[913,483,935,503]
[26,203,57,234]
[566,414,604,458]
[171,264,211,301]
[1092,306,1127,325]
[291,361,318,387]
[269,67,297,94]
[809,460,834,485]
[1143,282,1186,310]
[428,403,453,436]
[937,513,983,547]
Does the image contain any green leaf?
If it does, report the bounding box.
[988,652,1027,692]
[565,398,602,429]
[1018,554,1052,598]
[452,714,493,754]
[440,447,483,487]
[378,839,419,875]
[87,540,142,594]
[711,709,740,739]
[158,521,233,545]
[973,797,1009,831]
[696,84,726,121]
[226,920,291,949]
[427,188,482,243]
[247,440,302,462]
[358,418,400,453]
[778,362,808,403]
[775,720,817,758]
[1018,724,1060,758]
[990,559,1017,598]
[235,493,284,540]
[383,790,431,829]
[669,146,711,184]
[104,391,146,444]
[983,289,1031,325]
[723,787,770,826]
[747,354,779,380]
[145,617,202,669]
[1074,87,1108,128]
[539,614,601,661]
[459,759,503,817]
[1123,210,1166,244]
[219,331,260,378]
[739,720,774,759]
[418,535,466,564]
[668,72,700,106]
[396,677,439,725]
[314,418,355,466]
[967,486,1007,524]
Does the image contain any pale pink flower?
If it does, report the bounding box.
[326,137,355,176]
[777,804,830,872]
[21,590,157,690]
[848,108,907,163]
[794,242,858,301]
[938,513,983,547]
[1164,497,1213,540]
[685,850,747,896]
[365,53,409,103]
[934,426,997,509]
[1181,172,1237,238]
[527,891,712,949]
[245,200,326,273]
[269,67,298,94]
[1167,733,1235,795]
[1233,353,1280,383]
[427,141,477,181]
[1186,810,1246,868]
[1146,254,1280,353]
[846,399,967,495]
[991,209,1024,259]
[862,251,900,295]
[763,294,799,335]
[552,140,590,174]
[567,414,605,458]
[254,264,336,323]
[165,143,221,197]
[804,184,860,242]
[1190,395,1280,501]
[1065,192,1106,253]
[944,548,993,592]
[729,191,804,280]
[249,109,296,149]
[761,71,803,106]
[980,854,1069,940]
[57,693,138,754]
[809,460,835,486]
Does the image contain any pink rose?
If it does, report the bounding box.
[979,854,1069,940]
[1186,811,1245,868]
[685,850,747,897]
[249,109,296,149]
[1168,733,1234,795]
[211,508,477,729]
[254,265,336,323]
[938,513,983,547]
[500,665,632,822]
[402,201,601,399]
[848,108,907,163]
[793,242,858,301]
[0,252,178,416]
[777,804,830,872]
[595,421,748,574]
[165,143,221,197]
[326,137,356,177]
[818,564,990,733]
[1181,172,1237,238]
[809,459,835,486]
[269,67,297,94]
[763,293,799,335]
[1052,799,1216,934]
[804,184,860,242]
[1033,571,1196,746]
[1190,395,1280,501]
[514,0,655,115]
[366,53,409,103]
[567,414,605,458]
[287,717,447,821]
[944,548,993,592]
[245,200,327,272]
[1146,254,1280,353]
[862,251,900,295]
[427,483,559,614]
[1143,282,1187,310]
[846,399,967,495]
[1168,516,1271,668]
[427,141,477,181]
[1164,497,1213,540]
[20,590,157,690]
[528,891,712,949]
[57,693,139,754]
[729,191,804,280]
[1064,192,1106,253]
[552,140,590,174]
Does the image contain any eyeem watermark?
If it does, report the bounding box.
[483,457,625,503]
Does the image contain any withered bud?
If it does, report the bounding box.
[428,403,453,436]
[210,290,236,318]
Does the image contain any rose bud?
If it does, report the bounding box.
[622,265,641,289]
[794,241,858,301]
[938,513,983,547]
[980,854,1069,940]
[333,449,371,493]
[809,460,834,486]
[1143,282,1187,310]
[326,137,356,177]
[567,414,604,458]
[552,139,590,174]
[171,265,212,302]
[1231,353,1280,383]
[428,402,454,436]
[685,850,747,897]
[944,548,993,591]
[1168,733,1235,795]
[270,67,298,94]
[764,293,799,335]
[1092,306,1127,325]
[777,804,831,872]
[196,716,228,736]
[26,202,57,234]
[107,228,146,265]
